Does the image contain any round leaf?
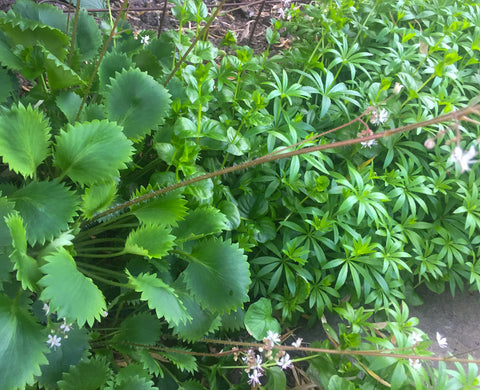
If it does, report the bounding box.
[54,120,134,186]
[105,68,171,140]
[39,248,106,327]
[10,181,79,245]
[244,298,281,341]
[0,103,51,178]
[183,238,250,313]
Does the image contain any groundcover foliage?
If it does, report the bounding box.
[0,0,480,388]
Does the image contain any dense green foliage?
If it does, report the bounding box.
[0,0,480,388]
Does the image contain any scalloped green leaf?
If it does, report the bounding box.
[54,120,134,186]
[183,238,250,313]
[0,10,69,60]
[170,282,221,341]
[82,181,117,219]
[5,214,42,291]
[10,181,78,245]
[160,348,197,374]
[0,38,24,70]
[172,206,228,241]
[0,293,49,390]
[43,47,85,90]
[128,272,191,325]
[0,103,51,178]
[244,298,281,341]
[105,68,171,140]
[69,9,101,60]
[39,248,106,327]
[116,375,158,390]
[115,313,161,345]
[58,356,112,390]
[131,190,187,227]
[125,225,175,259]
[98,50,133,89]
[13,0,67,32]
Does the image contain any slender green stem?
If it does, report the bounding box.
[75,0,130,122]
[164,0,228,87]
[78,268,128,287]
[78,251,126,258]
[67,0,82,67]
[82,103,480,228]
[77,262,126,279]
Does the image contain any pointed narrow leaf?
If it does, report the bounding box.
[183,238,250,313]
[105,68,171,140]
[128,272,191,325]
[0,103,51,178]
[10,181,78,245]
[125,225,175,259]
[39,248,106,326]
[0,294,49,390]
[54,120,134,186]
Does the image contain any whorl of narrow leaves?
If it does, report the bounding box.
[0,103,51,179]
[39,248,106,327]
[9,180,79,245]
[105,68,171,140]
[0,294,49,390]
[183,238,250,313]
[54,120,134,186]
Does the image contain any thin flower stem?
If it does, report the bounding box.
[78,268,128,287]
[122,339,480,364]
[81,103,480,228]
[164,0,228,87]
[75,0,130,122]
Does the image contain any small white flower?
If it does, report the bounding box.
[60,319,72,333]
[361,139,377,148]
[410,332,422,345]
[436,332,448,349]
[393,82,404,94]
[370,108,389,125]
[141,35,150,45]
[42,303,50,316]
[424,138,435,149]
[291,338,303,348]
[409,358,421,370]
[450,146,477,173]
[277,353,293,370]
[247,369,262,385]
[46,334,62,349]
[103,310,108,317]
[266,330,281,344]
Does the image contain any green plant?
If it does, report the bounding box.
[1,0,480,389]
